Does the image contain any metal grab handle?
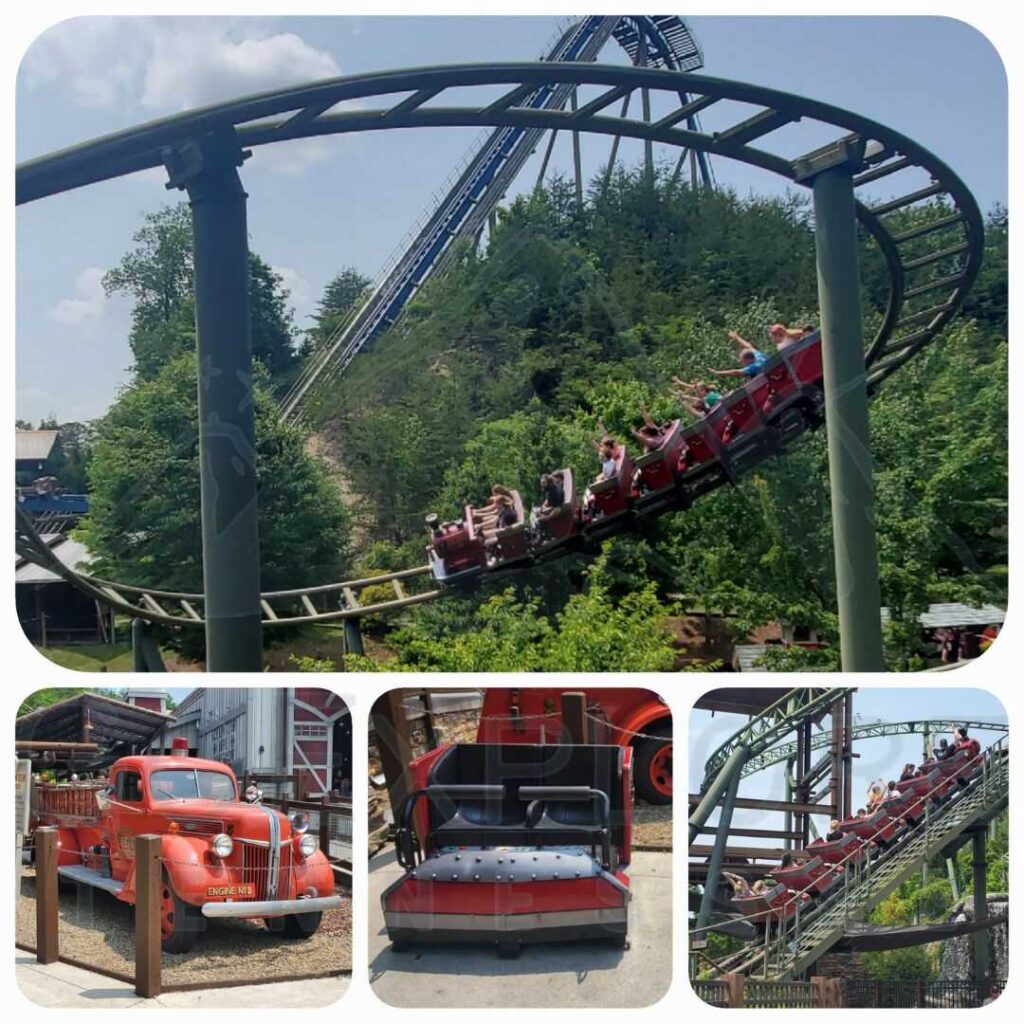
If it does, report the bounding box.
[395,785,508,868]
[425,785,506,798]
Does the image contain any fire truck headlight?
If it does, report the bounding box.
[210,833,234,859]
[298,834,318,859]
[289,811,310,834]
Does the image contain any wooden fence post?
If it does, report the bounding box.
[134,834,162,998]
[35,826,59,965]
[724,972,744,1008]
[561,692,588,745]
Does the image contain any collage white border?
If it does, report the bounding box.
[3,1,1018,1018]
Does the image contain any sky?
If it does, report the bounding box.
[15,15,1007,424]
[688,687,1008,844]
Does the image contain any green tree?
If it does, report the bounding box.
[78,354,350,657]
[104,203,297,383]
[304,267,372,355]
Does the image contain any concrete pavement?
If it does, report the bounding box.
[16,955,349,1007]
[368,847,672,1007]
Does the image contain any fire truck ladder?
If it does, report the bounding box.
[279,15,710,423]
[713,737,1008,980]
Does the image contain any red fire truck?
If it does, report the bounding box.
[475,688,672,805]
[30,739,341,953]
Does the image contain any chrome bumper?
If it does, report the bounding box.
[201,895,342,918]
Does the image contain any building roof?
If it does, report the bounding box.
[15,533,91,584]
[878,603,1006,628]
[916,603,1006,629]
[15,429,59,463]
[16,692,176,749]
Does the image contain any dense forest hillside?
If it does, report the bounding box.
[303,168,1007,671]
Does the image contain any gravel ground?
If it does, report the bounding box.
[17,867,351,984]
[632,802,673,848]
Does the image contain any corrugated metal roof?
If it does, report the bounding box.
[880,603,1006,628]
[917,603,1006,628]
[15,533,91,584]
[15,429,59,462]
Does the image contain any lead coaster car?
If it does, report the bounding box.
[381,742,633,958]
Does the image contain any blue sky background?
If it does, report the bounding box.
[15,15,1007,424]
[689,687,1008,843]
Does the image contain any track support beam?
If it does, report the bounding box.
[972,828,990,1004]
[804,143,886,672]
[695,764,741,937]
[164,128,263,672]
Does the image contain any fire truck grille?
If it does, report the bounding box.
[241,844,270,899]
[240,843,290,899]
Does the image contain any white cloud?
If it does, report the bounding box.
[22,18,341,113]
[141,28,341,111]
[273,265,314,314]
[249,136,335,176]
[20,18,148,107]
[21,19,344,177]
[49,267,108,325]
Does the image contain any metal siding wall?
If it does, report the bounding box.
[247,687,285,773]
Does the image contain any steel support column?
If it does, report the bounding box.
[695,764,741,936]
[343,618,365,659]
[689,744,749,845]
[164,128,263,671]
[972,829,990,1003]
[808,151,885,671]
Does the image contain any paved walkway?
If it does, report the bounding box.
[368,848,672,1007]
[16,955,349,1007]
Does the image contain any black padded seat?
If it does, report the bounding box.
[425,743,626,856]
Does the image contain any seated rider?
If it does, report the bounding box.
[825,819,845,842]
[631,403,672,451]
[899,762,918,782]
[722,871,752,898]
[886,779,902,799]
[470,484,514,523]
[710,338,770,382]
[532,471,566,530]
[766,322,815,351]
[590,440,619,482]
[671,377,723,420]
[866,780,885,810]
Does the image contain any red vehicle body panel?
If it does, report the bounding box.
[634,421,684,494]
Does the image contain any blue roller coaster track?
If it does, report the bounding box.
[279,15,714,422]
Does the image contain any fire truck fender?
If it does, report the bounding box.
[157,834,210,907]
[615,702,670,746]
[54,828,81,869]
[291,847,336,899]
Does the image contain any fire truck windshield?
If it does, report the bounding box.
[150,769,236,802]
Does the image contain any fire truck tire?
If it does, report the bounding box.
[160,876,200,954]
[278,911,323,939]
[633,720,672,806]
